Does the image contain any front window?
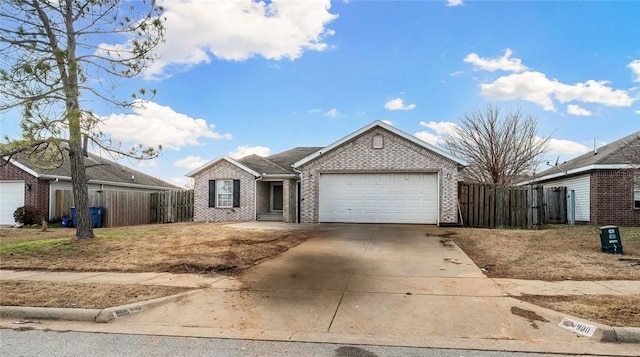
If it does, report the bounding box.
[217,180,233,208]
[634,172,640,209]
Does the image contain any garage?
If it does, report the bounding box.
[319,173,438,224]
[0,181,25,225]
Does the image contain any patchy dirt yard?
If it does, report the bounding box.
[447,225,640,281]
[517,295,640,327]
[0,222,312,273]
[0,222,312,310]
[441,224,640,327]
[2,222,639,327]
[0,281,192,309]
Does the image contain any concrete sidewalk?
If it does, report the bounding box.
[0,270,226,288]
[1,224,639,355]
[4,269,640,296]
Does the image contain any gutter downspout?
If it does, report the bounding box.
[254,176,263,221]
[293,166,303,224]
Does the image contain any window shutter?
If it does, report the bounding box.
[233,179,240,207]
[208,180,216,207]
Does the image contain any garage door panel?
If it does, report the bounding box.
[0,181,25,225]
[319,173,437,224]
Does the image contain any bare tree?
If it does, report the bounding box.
[443,104,550,185]
[0,0,165,238]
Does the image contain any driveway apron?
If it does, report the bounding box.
[111,224,620,352]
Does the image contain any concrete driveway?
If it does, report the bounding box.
[106,224,633,354]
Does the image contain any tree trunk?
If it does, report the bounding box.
[69,139,94,238]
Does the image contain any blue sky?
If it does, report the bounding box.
[2,0,639,187]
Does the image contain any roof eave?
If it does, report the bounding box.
[527,164,640,184]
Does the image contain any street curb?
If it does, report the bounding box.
[513,300,639,344]
[0,289,202,323]
[95,289,202,323]
[0,306,100,322]
[612,327,640,343]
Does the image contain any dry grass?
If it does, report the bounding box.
[0,280,191,309]
[0,222,312,274]
[448,225,640,281]
[517,295,640,327]
[2,222,639,324]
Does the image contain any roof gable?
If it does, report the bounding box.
[186,156,260,177]
[293,120,467,168]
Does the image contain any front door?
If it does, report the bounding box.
[271,183,283,212]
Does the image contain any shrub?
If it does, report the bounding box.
[13,205,43,226]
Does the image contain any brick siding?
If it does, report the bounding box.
[297,127,460,224]
[192,161,256,222]
[590,169,640,226]
[1,161,50,220]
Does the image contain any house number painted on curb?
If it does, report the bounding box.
[558,318,597,337]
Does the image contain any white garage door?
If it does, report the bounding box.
[0,181,25,225]
[319,173,438,224]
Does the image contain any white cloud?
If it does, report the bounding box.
[546,138,590,156]
[325,108,339,117]
[554,80,634,106]
[381,120,393,126]
[414,131,441,145]
[566,104,592,116]
[307,108,322,114]
[174,155,208,170]
[142,0,338,78]
[229,145,271,159]
[100,100,232,150]
[464,49,527,73]
[415,121,459,145]
[170,176,194,189]
[385,98,416,111]
[446,0,464,6]
[628,60,640,82]
[479,71,634,111]
[137,159,158,168]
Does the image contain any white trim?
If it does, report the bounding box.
[4,158,40,177]
[526,164,640,184]
[186,156,260,177]
[293,120,467,168]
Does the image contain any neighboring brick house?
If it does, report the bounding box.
[525,131,640,226]
[0,150,178,226]
[188,121,467,225]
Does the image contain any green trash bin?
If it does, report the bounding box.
[599,225,624,254]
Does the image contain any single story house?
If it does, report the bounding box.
[524,131,640,226]
[1,149,178,225]
[187,121,467,225]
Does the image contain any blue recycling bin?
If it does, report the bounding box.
[90,206,105,228]
[70,207,76,227]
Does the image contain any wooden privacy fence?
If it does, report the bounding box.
[458,183,544,229]
[55,189,194,227]
[150,190,194,224]
[543,186,567,224]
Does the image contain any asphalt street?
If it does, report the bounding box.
[0,329,595,357]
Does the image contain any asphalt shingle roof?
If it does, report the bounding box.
[534,131,640,180]
[10,150,179,189]
[237,147,322,175]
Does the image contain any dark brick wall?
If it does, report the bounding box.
[590,169,640,226]
[1,161,50,220]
